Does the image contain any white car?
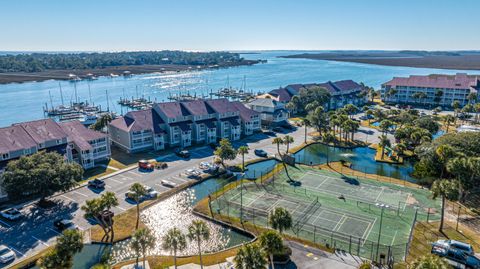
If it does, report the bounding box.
[161,180,177,188]
[0,245,15,264]
[142,185,158,199]
[0,208,22,221]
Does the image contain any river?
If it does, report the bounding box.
[1,51,479,127]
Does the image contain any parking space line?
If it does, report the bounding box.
[8,246,24,257]
[32,236,49,246]
[109,178,122,184]
[0,219,12,228]
[116,206,127,211]
[61,194,76,202]
[121,176,134,180]
[49,228,61,235]
[105,185,112,189]
[72,191,88,197]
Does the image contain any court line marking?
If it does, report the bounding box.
[304,171,411,195]
[374,188,384,202]
[391,230,398,245]
[332,214,346,231]
[316,177,328,188]
[362,217,377,246]
[61,194,75,202]
[31,236,49,246]
[72,191,88,197]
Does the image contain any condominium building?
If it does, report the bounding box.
[108,99,260,153]
[246,98,289,126]
[381,73,480,107]
[0,119,110,170]
[0,119,111,200]
[256,80,367,113]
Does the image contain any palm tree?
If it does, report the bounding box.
[131,228,155,269]
[443,114,454,132]
[187,220,210,269]
[446,157,469,202]
[411,254,452,269]
[100,191,118,211]
[432,179,459,232]
[268,207,292,236]
[302,118,310,143]
[129,183,147,230]
[259,231,283,269]
[283,135,294,153]
[162,228,187,269]
[272,137,292,181]
[234,244,268,269]
[378,135,391,160]
[237,146,249,172]
[81,198,109,240]
[435,144,457,178]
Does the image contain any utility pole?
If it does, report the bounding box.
[376,205,386,262]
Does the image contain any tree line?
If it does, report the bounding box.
[0,51,244,72]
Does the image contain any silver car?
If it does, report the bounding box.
[0,245,15,264]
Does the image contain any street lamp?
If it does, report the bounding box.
[375,203,389,263]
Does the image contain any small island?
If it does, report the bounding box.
[0,51,260,84]
[281,50,480,70]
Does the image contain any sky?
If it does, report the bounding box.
[0,0,479,52]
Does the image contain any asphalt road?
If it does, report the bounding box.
[0,119,390,268]
[0,127,310,267]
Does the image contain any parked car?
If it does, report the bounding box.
[161,180,177,188]
[175,149,190,158]
[88,178,105,189]
[433,240,475,255]
[254,149,268,157]
[53,219,78,231]
[0,208,22,221]
[138,160,153,170]
[272,127,282,132]
[143,185,159,199]
[263,131,276,136]
[282,124,296,130]
[0,245,15,264]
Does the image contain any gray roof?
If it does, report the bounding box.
[284,80,362,96]
[14,119,67,144]
[59,121,107,151]
[247,98,279,108]
[0,125,37,154]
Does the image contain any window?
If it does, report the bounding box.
[2,153,9,160]
[24,148,31,155]
[56,139,62,145]
[38,143,44,149]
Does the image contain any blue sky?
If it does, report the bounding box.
[1,0,478,51]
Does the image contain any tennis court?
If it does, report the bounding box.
[211,165,441,262]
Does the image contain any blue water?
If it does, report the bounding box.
[294,143,416,181]
[1,51,479,127]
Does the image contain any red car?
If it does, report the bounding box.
[138,160,153,170]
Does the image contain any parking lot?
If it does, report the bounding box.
[0,126,309,267]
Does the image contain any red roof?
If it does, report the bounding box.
[14,119,67,144]
[383,73,479,89]
[59,121,107,151]
[0,125,37,154]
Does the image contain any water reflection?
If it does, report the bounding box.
[111,181,251,262]
[294,144,416,181]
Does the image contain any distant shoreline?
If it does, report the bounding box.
[0,60,260,84]
[281,52,480,71]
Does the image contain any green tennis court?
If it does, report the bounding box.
[211,165,441,262]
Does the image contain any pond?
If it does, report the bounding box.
[109,177,253,263]
[294,143,416,182]
[244,159,278,179]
